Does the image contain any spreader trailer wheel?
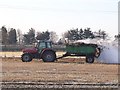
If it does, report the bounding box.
[86,56,94,63]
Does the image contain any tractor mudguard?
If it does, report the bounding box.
[40,48,56,57]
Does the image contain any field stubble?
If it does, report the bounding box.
[0,51,119,89]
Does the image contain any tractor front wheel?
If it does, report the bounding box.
[21,53,32,62]
[42,51,56,62]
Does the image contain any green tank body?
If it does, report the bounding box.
[66,43,98,55]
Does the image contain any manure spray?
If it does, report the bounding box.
[76,38,120,64]
[76,38,119,64]
[97,40,119,64]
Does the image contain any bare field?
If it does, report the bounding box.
[0,51,119,89]
[1,58,118,84]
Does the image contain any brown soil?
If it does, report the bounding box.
[1,58,119,84]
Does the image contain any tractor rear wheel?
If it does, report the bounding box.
[42,51,56,62]
[21,53,32,62]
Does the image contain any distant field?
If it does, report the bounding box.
[0,51,22,57]
[0,51,66,58]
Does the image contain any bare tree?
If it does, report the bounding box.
[17,29,23,45]
[50,31,58,43]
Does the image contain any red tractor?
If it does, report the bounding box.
[21,41,56,62]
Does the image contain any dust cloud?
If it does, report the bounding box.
[76,38,119,64]
[97,40,119,64]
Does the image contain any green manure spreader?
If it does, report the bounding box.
[21,40,101,63]
[63,43,101,63]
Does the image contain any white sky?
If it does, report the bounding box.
[0,0,119,38]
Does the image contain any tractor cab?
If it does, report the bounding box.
[35,41,52,53]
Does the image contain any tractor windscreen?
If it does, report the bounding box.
[39,42,46,48]
[47,42,52,48]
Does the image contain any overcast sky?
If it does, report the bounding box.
[0,0,119,37]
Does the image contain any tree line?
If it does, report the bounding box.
[0,26,118,45]
[0,26,58,45]
[1,26,17,45]
[63,28,107,40]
